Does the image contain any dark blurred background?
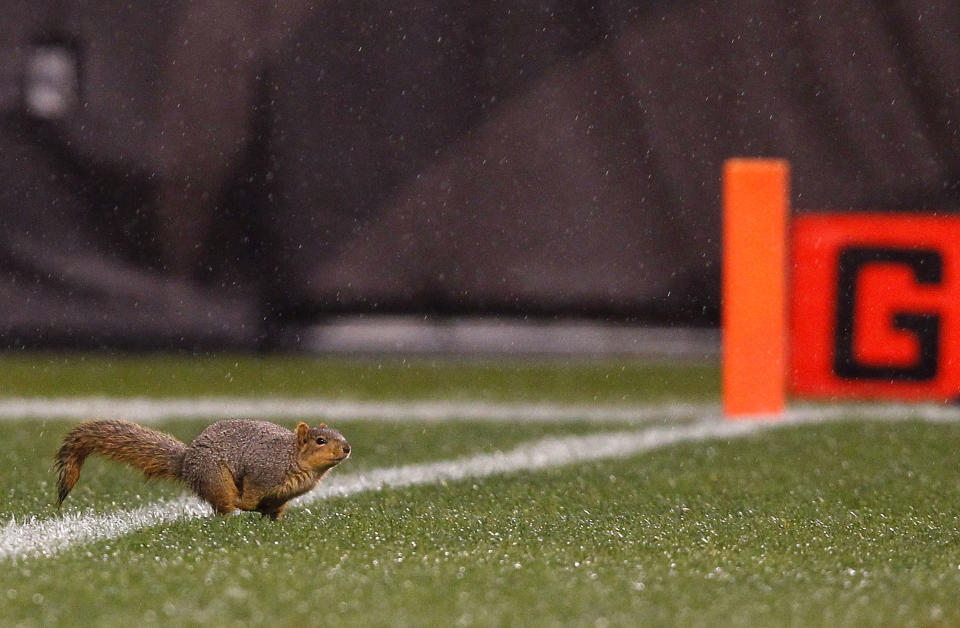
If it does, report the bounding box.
[2,0,959,351]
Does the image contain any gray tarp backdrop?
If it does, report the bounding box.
[2,1,959,348]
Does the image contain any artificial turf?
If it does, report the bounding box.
[2,355,960,627]
[0,353,718,402]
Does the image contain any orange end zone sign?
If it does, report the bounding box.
[723,158,960,417]
[790,213,960,401]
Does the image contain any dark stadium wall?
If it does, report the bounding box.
[1,0,958,348]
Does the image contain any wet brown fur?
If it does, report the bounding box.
[54,419,350,520]
[55,419,186,506]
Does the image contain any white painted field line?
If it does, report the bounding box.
[0,497,212,562]
[2,416,759,562]
[2,396,959,424]
[295,418,766,507]
[0,396,714,423]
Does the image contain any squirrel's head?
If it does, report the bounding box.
[296,422,351,472]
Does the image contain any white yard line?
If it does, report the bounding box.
[293,419,769,507]
[0,396,714,423]
[0,396,958,424]
[0,498,212,562]
[2,399,959,562]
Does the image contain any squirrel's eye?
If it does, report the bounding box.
[316,437,327,445]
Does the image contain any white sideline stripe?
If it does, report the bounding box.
[2,417,760,562]
[0,397,715,423]
[293,402,960,506]
[1,396,959,424]
[293,419,766,507]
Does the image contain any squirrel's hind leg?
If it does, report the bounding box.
[236,476,271,513]
[238,478,288,520]
[238,477,291,519]
[191,464,239,515]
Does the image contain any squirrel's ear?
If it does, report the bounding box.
[319,422,327,428]
[296,422,309,445]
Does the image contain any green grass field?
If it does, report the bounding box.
[2,354,960,627]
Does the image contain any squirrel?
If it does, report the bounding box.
[54,418,351,520]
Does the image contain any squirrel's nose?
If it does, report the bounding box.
[342,444,351,455]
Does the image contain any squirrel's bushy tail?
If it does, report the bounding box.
[55,419,187,506]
